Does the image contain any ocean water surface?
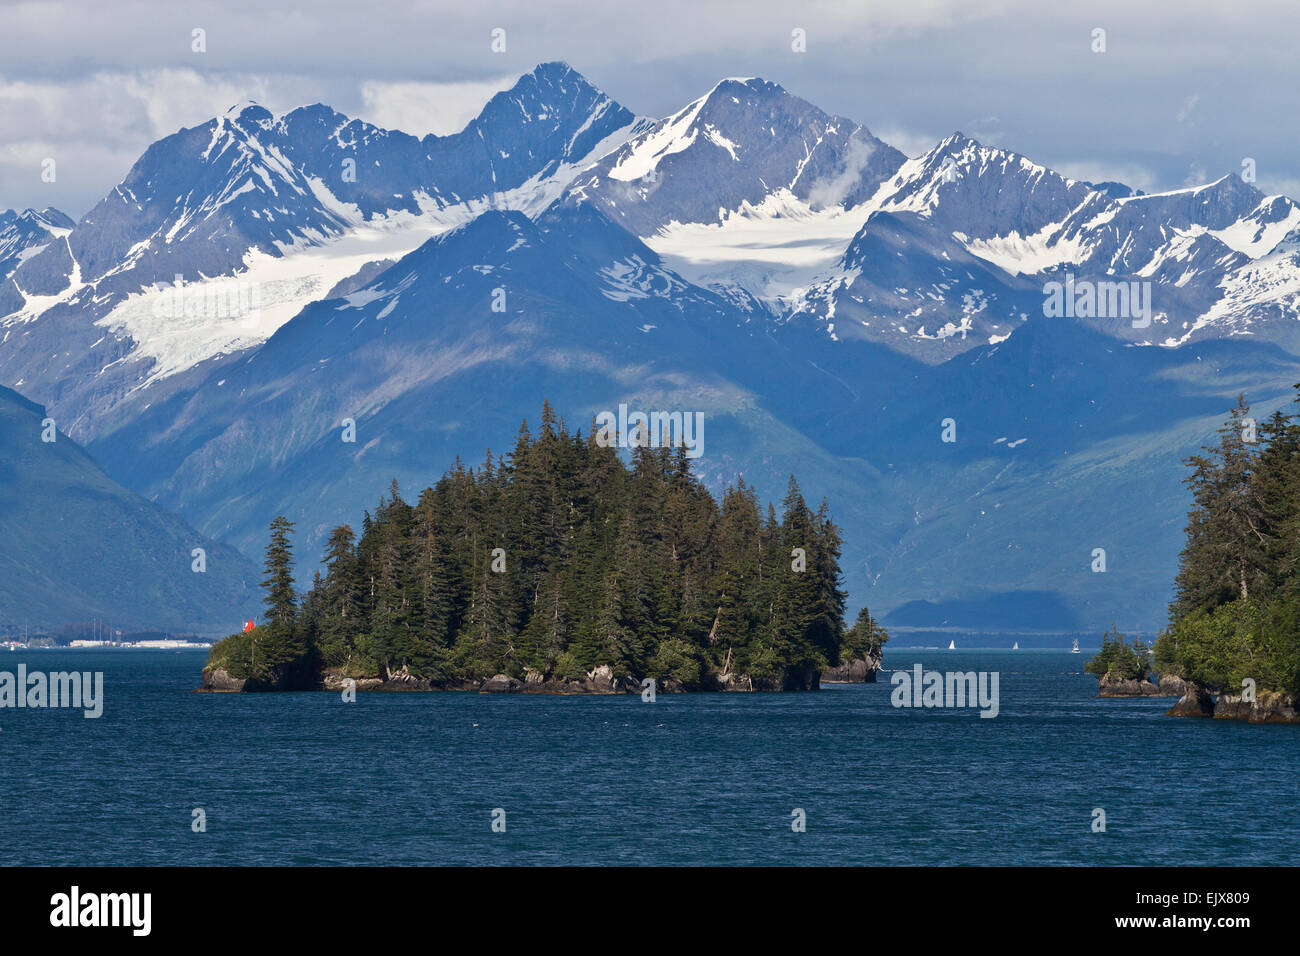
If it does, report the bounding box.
[2,648,1293,865]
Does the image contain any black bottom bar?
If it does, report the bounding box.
[4,866,1272,940]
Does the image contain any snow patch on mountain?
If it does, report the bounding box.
[608,93,710,182]
[93,178,577,386]
[647,188,885,307]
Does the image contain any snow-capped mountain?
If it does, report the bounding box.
[7,63,1300,429]
[6,62,1300,634]
[792,135,1300,360]
[0,62,640,436]
[0,207,73,283]
[565,76,906,312]
[561,92,1300,357]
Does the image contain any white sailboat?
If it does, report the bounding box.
[1071,638,1080,654]
[1012,642,1019,650]
[948,640,956,649]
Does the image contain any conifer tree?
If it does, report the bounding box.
[842,606,888,663]
[1171,396,1267,621]
[262,515,298,627]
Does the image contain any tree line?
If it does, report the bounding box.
[206,402,887,690]
[1155,390,1300,696]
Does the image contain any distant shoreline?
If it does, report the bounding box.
[4,644,214,651]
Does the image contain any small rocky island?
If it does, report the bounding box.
[1085,627,1187,698]
[202,405,887,696]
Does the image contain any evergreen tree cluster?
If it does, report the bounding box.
[1083,625,1150,682]
[840,606,890,663]
[1155,391,1300,696]
[206,403,880,691]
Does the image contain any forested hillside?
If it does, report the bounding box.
[1156,390,1300,697]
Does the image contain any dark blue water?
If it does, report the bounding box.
[1,648,1293,865]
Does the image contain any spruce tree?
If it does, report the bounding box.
[262,515,298,627]
[1171,395,1267,622]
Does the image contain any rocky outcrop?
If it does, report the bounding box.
[584,664,619,693]
[523,677,596,694]
[1214,689,1300,723]
[1097,668,1162,697]
[1096,669,1192,698]
[715,671,755,692]
[481,674,524,693]
[781,665,821,691]
[821,658,880,683]
[322,672,384,693]
[1157,674,1193,697]
[1166,685,1216,716]
[1164,682,1300,722]
[201,667,246,691]
[373,663,438,691]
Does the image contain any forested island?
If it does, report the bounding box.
[1088,392,1300,722]
[202,403,888,694]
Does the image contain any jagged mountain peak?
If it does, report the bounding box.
[889,132,1083,200]
[1118,171,1259,210]
[861,131,1094,255]
[458,62,634,177]
[428,207,538,251]
[2,207,75,229]
[0,205,75,284]
[563,75,905,238]
[222,100,273,123]
[697,75,788,106]
[465,62,627,129]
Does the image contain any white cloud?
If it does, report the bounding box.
[1182,161,1209,187]
[807,137,878,208]
[1176,93,1200,124]
[1258,175,1300,201]
[358,77,519,137]
[0,69,320,217]
[1054,161,1160,193]
[872,127,943,159]
[117,71,278,138]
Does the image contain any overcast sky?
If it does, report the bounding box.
[2,0,1297,217]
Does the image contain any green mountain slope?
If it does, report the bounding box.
[0,384,257,634]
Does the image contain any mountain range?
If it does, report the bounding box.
[4,60,1299,636]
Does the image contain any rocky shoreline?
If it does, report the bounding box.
[200,656,882,695]
[1165,685,1300,723]
[1095,670,1190,698]
[1095,668,1300,723]
[819,654,881,684]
